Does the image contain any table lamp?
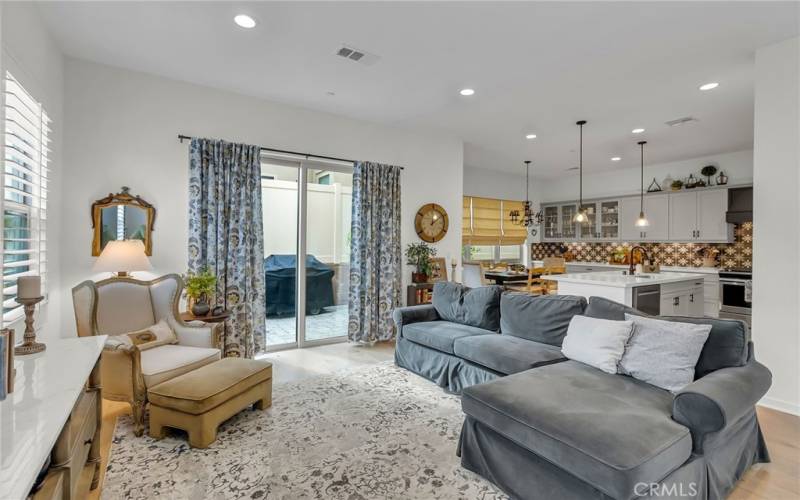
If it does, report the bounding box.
[93,240,153,277]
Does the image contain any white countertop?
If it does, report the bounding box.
[564,262,721,275]
[0,336,106,500]
[547,270,707,288]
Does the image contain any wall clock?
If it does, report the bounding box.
[415,203,449,243]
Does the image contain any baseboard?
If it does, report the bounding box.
[758,396,800,416]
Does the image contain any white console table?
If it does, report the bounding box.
[0,336,106,500]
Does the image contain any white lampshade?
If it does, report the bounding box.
[635,211,650,227]
[93,240,153,276]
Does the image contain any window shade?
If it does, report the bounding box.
[3,72,50,325]
[468,197,502,245]
[501,199,528,245]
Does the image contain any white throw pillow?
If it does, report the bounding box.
[619,314,712,392]
[561,315,634,374]
[117,319,178,351]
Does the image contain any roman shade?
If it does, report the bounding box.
[462,196,528,245]
[501,199,528,245]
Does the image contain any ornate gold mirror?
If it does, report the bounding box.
[91,187,156,256]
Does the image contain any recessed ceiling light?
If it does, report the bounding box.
[234,14,256,29]
[525,134,537,139]
[611,157,621,161]
[459,88,475,96]
[632,128,645,134]
[699,82,719,91]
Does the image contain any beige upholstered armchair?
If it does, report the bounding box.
[72,274,221,436]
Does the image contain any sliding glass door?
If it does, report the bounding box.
[261,157,353,351]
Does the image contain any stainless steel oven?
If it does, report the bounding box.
[719,270,752,326]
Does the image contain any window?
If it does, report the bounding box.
[2,72,50,324]
[463,244,524,263]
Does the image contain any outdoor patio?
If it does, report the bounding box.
[265,304,349,346]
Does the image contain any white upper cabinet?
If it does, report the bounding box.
[697,189,731,241]
[669,189,732,242]
[620,194,668,241]
[669,191,698,241]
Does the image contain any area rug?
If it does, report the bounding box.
[103,361,508,499]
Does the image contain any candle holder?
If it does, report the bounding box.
[14,296,45,356]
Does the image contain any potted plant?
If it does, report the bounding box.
[184,268,217,316]
[701,165,718,186]
[670,179,684,191]
[405,242,437,283]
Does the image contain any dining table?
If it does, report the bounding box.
[484,270,533,285]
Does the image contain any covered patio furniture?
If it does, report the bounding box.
[264,254,335,316]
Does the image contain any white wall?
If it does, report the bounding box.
[752,37,799,415]
[1,3,64,342]
[60,58,463,333]
[536,149,753,203]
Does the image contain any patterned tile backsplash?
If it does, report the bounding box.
[531,222,752,269]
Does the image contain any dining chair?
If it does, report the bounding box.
[462,262,486,288]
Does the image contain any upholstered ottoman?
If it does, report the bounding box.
[147,358,272,448]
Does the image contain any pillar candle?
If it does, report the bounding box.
[17,276,41,299]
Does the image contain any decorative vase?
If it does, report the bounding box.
[716,171,728,185]
[191,296,211,316]
[412,272,429,284]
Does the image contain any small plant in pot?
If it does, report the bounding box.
[671,179,684,191]
[184,268,217,317]
[405,242,437,283]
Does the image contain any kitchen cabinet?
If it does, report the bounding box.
[659,279,704,317]
[542,203,578,241]
[579,203,599,240]
[599,200,620,239]
[669,189,733,242]
[620,195,669,241]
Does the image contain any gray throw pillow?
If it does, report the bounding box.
[432,282,503,331]
[620,314,712,392]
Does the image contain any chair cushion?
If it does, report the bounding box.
[402,321,492,355]
[584,296,750,378]
[140,345,221,387]
[148,358,272,415]
[453,335,566,375]
[432,282,503,331]
[462,361,692,500]
[500,293,587,346]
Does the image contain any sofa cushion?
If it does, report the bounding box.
[453,335,566,375]
[402,321,492,355]
[432,282,503,331]
[561,315,634,374]
[140,345,221,387]
[461,361,692,500]
[585,296,750,378]
[500,293,587,346]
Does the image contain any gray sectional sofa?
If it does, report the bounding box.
[392,282,772,500]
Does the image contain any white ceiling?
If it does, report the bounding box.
[37,1,798,177]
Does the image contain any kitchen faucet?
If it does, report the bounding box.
[629,246,649,275]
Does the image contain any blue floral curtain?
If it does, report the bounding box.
[188,138,266,358]
[348,161,402,343]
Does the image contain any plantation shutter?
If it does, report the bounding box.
[2,72,50,324]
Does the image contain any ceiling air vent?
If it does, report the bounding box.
[665,116,699,127]
[335,44,380,66]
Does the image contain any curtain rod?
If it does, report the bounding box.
[177,134,403,169]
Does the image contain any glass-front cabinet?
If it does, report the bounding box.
[541,200,621,241]
[579,203,598,240]
[560,204,578,239]
[600,200,619,239]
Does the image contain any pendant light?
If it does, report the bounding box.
[573,120,588,223]
[635,140,650,227]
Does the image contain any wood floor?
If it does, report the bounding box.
[89,342,799,500]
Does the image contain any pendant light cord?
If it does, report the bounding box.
[639,141,647,212]
[525,160,530,201]
[577,120,586,211]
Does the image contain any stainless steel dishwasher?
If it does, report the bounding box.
[632,284,661,315]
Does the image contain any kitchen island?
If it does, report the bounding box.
[547,270,707,316]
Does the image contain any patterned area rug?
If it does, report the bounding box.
[103,362,508,499]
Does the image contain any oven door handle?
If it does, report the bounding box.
[720,280,747,286]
